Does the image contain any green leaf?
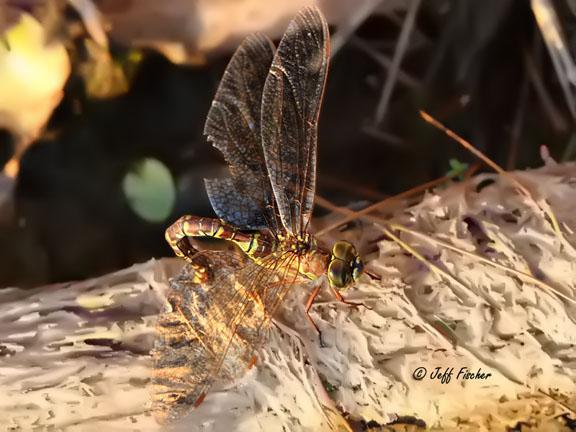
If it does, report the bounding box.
[122,158,176,223]
[446,158,469,180]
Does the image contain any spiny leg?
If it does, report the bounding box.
[329,284,373,311]
[364,270,382,281]
[305,283,326,347]
[304,283,373,347]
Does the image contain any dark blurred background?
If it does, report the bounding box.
[0,0,575,287]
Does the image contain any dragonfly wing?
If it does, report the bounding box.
[152,250,301,423]
[204,34,281,232]
[260,7,329,235]
[152,252,244,423]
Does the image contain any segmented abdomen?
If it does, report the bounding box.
[165,215,274,261]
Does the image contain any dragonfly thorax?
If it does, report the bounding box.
[293,233,315,254]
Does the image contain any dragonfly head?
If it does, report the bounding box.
[327,241,364,288]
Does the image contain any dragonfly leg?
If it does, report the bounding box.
[365,270,382,281]
[193,392,206,408]
[305,283,326,347]
[329,284,373,311]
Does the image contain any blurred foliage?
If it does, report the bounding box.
[0,11,69,146]
[79,40,142,98]
[122,158,175,223]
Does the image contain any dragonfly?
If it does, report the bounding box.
[152,6,365,424]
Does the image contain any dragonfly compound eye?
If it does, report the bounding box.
[328,259,350,288]
[329,241,363,288]
[331,240,357,262]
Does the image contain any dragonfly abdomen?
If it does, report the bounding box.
[165,215,274,261]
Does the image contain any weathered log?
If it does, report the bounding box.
[1,163,575,431]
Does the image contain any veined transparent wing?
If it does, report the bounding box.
[204,34,282,233]
[152,250,304,423]
[260,7,330,236]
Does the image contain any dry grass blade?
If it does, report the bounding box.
[387,222,576,306]
[349,36,420,89]
[318,175,386,201]
[316,195,497,308]
[316,149,483,238]
[68,0,109,48]
[315,174,452,237]
[375,222,496,308]
[531,0,576,119]
[318,182,576,306]
[506,68,529,169]
[419,111,530,190]
[524,49,568,133]
[374,0,422,124]
[419,111,570,248]
[538,389,576,417]
[330,0,384,56]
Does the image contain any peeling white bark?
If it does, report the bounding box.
[1,163,575,431]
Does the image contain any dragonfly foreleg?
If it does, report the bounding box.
[328,284,373,311]
[305,283,326,347]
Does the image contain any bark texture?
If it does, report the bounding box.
[1,163,576,431]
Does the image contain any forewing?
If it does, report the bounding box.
[204,34,281,231]
[152,250,302,424]
[260,6,330,235]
